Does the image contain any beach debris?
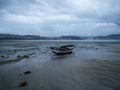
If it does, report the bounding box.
[95,47,98,49]
[23,55,29,58]
[1,55,5,58]
[24,71,31,75]
[19,81,27,87]
[0,54,32,65]
[28,53,36,55]
[17,55,21,58]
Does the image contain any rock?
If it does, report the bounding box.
[23,55,29,58]
[19,82,27,87]
[17,55,21,58]
[24,71,31,75]
[95,47,98,49]
[1,55,5,58]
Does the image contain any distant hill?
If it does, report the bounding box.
[0,34,86,40]
[93,34,120,40]
[0,34,49,40]
[0,34,120,40]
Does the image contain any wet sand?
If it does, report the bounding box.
[0,40,120,90]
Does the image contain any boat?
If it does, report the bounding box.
[52,49,72,55]
[50,45,75,55]
[60,45,75,50]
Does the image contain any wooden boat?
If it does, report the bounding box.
[52,49,73,55]
[60,45,75,50]
[50,45,74,55]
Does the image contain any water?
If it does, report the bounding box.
[0,40,120,90]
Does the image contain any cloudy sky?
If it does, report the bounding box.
[0,0,120,36]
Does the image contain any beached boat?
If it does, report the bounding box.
[50,45,75,55]
[52,49,73,55]
[60,45,75,50]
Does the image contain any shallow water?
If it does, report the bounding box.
[0,40,120,90]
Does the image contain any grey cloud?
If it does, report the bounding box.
[0,0,120,36]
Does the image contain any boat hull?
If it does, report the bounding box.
[52,50,72,55]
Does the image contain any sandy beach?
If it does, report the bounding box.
[0,40,120,90]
